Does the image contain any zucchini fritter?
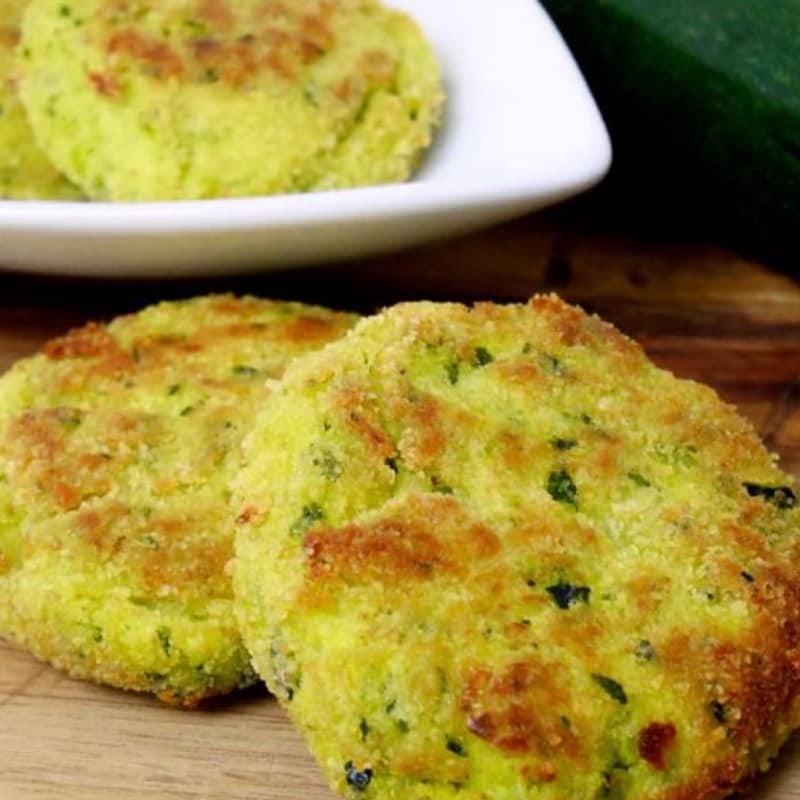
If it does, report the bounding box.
[0,295,357,705]
[234,296,799,798]
[0,0,81,199]
[18,0,443,201]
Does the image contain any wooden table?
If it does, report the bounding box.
[0,202,798,798]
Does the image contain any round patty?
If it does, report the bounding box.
[234,296,799,798]
[18,0,443,201]
[0,0,81,199]
[0,295,357,705]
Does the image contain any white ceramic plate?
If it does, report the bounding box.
[0,0,611,278]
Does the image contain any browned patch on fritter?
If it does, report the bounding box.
[236,505,261,525]
[77,502,128,557]
[132,315,347,368]
[4,409,168,515]
[88,70,123,98]
[495,359,545,389]
[44,322,135,377]
[388,392,448,470]
[625,574,671,617]
[528,294,641,362]
[100,1,342,87]
[639,722,677,771]
[304,494,500,585]
[335,384,396,462]
[197,0,234,30]
[5,409,93,511]
[358,48,394,88]
[108,29,185,79]
[460,660,583,764]
[141,514,232,596]
[0,26,20,49]
[75,501,231,597]
[283,315,344,343]
[659,561,800,751]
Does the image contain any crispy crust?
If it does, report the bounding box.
[0,294,357,704]
[234,295,799,798]
[0,0,81,199]
[19,0,444,200]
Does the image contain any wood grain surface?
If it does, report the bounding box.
[0,205,798,799]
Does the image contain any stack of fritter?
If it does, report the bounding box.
[1,293,797,800]
[1,0,443,200]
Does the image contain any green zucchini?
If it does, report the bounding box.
[541,0,800,263]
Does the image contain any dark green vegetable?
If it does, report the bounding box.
[547,580,590,609]
[157,626,172,657]
[592,674,628,705]
[539,0,800,265]
[345,762,373,792]
[446,736,467,757]
[290,503,324,537]
[445,360,460,385]
[431,477,454,495]
[742,482,797,509]
[547,469,578,508]
[544,354,565,375]
[313,449,342,480]
[627,471,651,488]
[710,700,727,724]
[473,347,494,367]
[634,640,656,662]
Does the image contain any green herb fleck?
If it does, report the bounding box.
[544,354,566,375]
[233,365,259,378]
[431,477,454,495]
[627,471,651,487]
[551,438,577,451]
[446,736,467,757]
[634,640,656,662]
[313,449,342,480]
[547,580,590,609]
[741,571,755,583]
[345,762,373,792]
[547,469,578,508]
[591,674,627,704]
[157,626,172,657]
[446,360,460,385]
[359,718,370,741]
[290,503,324,537]
[710,700,726,723]
[473,346,494,366]
[742,482,796,509]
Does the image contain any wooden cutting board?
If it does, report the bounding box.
[0,211,798,799]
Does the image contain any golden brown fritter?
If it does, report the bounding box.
[19,0,443,200]
[234,295,799,798]
[0,294,357,705]
[0,0,81,198]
